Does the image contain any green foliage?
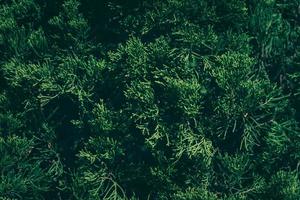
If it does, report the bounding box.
[0,0,300,199]
[267,170,300,199]
[0,136,50,199]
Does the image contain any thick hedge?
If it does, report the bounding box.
[0,0,300,199]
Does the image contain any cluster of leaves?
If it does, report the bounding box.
[0,0,300,199]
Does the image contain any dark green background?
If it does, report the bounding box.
[0,0,300,199]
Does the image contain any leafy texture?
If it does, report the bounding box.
[0,0,300,199]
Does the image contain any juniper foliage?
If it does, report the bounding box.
[0,0,300,199]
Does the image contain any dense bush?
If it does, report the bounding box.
[0,0,300,199]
